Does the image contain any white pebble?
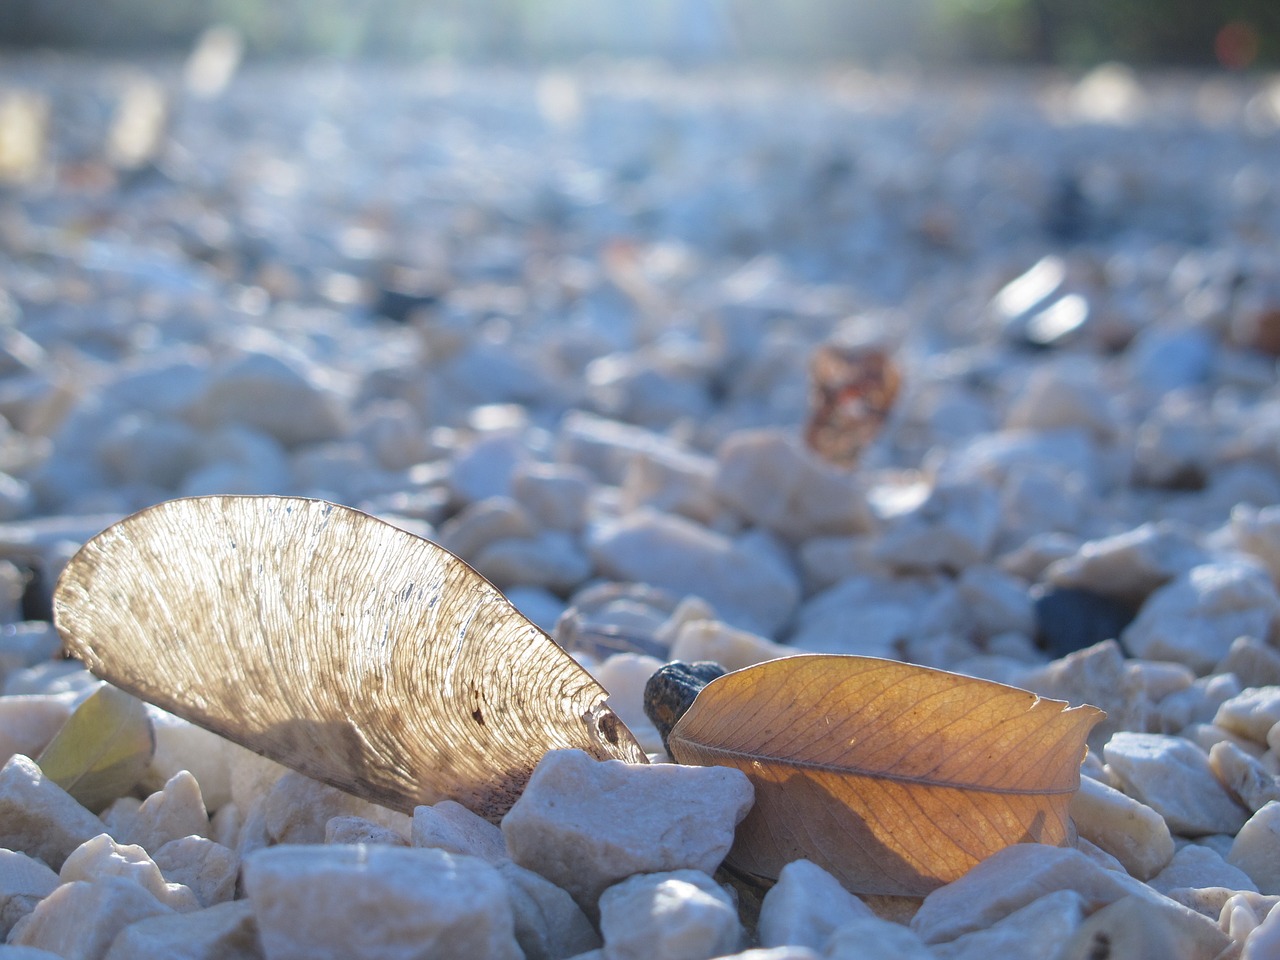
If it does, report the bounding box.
[713,429,872,541]
[141,708,234,811]
[930,889,1085,960]
[910,844,1220,946]
[411,800,508,864]
[0,753,105,869]
[620,444,720,526]
[498,860,601,960]
[823,916,936,960]
[1069,774,1174,880]
[1121,562,1280,674]
[60,833,200,912]
[1216,686,1280,744]
[598,869,741,960]
[1103,732,1248,836]
[325,815,408,847]
[1229,802,1280,894]
[264,771,407,846]
[191,349,346,448]
[0,695,72,766]
[1209,740,1280,812]
[1149,843,1257,896]
[153,836,240,907]
[501,748,753,913]
[668,619,796,672]
[472,531,593,593]
[0,849,59,938]
[512,461,594,532]
[1045,521,1207,604]
[9,876,172,959]
[117,769,210,854]
[587,509,800,636]
[102,900,259,960]
[244,844,522,960]
[756,859,873,949]
[872,479,1000,573]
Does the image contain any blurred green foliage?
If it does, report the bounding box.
[0,0,1274,67]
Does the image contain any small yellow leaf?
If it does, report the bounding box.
[667,654,1104,896]
[53,495,646,822]
[36,684,154,812]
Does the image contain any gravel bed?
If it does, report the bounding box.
[1,55,1279,958]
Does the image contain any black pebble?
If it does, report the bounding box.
[643,660,728,754]
[1033,586,1138,658]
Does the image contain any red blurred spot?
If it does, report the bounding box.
[1215,21,1259,71]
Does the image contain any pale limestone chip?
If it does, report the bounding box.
[598,869,741,960]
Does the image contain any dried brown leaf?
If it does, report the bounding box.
[53,495,646,821]
[803,342,900,468]
[667,654,1104,896]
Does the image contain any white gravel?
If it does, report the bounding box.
[0,54,1279,957]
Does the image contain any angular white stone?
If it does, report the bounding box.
[786,574,958,658]
[502,749,753,912]
[1121,562,1280,674]
[1245,910,1280,960]
[1056,893,1231,960]
[1232,504,1280,585]
[437,497,536,562]
[931,889,1085,960]
[117,769,210,854]
[244,844,521,960]
[1156,673,1243,734]
[325,815,408,847]
[411,800,508,864]
[586,509,800,636]
[9,876,173,959]
[192,350,346,448]
[954,566,1036,640]
[448,431,531,504]
[0,849,59,939]
[823,916,936,960]
[0,696,72,766]
[153,836,240,907]
[1150,843,1257,895]
[1229,802,1280,894]
[1069,774,1174,880]
[872,480,1000,573]
[60,833,200,912]
[1044,521,1207,605]
[264,771,408,846]
[498,860,601,960]
[1209,740,1280,812]
[598,869,741,960]
[620,444,720,526]
[1220,891,1280,943]
[1219,636,1280,689]
[668,619,796,673]
[141,709,234,812]
[1216,686,1280,745]
[0,753,105,869]
[910,844,1221,946]
[1104,732,1248,836]
[713,429,872,541]
[1017,640,1150,751]
[102,900,260,960]
[472,531,593,593]
[756,859,873,949]
[715,951,820,960]
[512,461,594,532]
